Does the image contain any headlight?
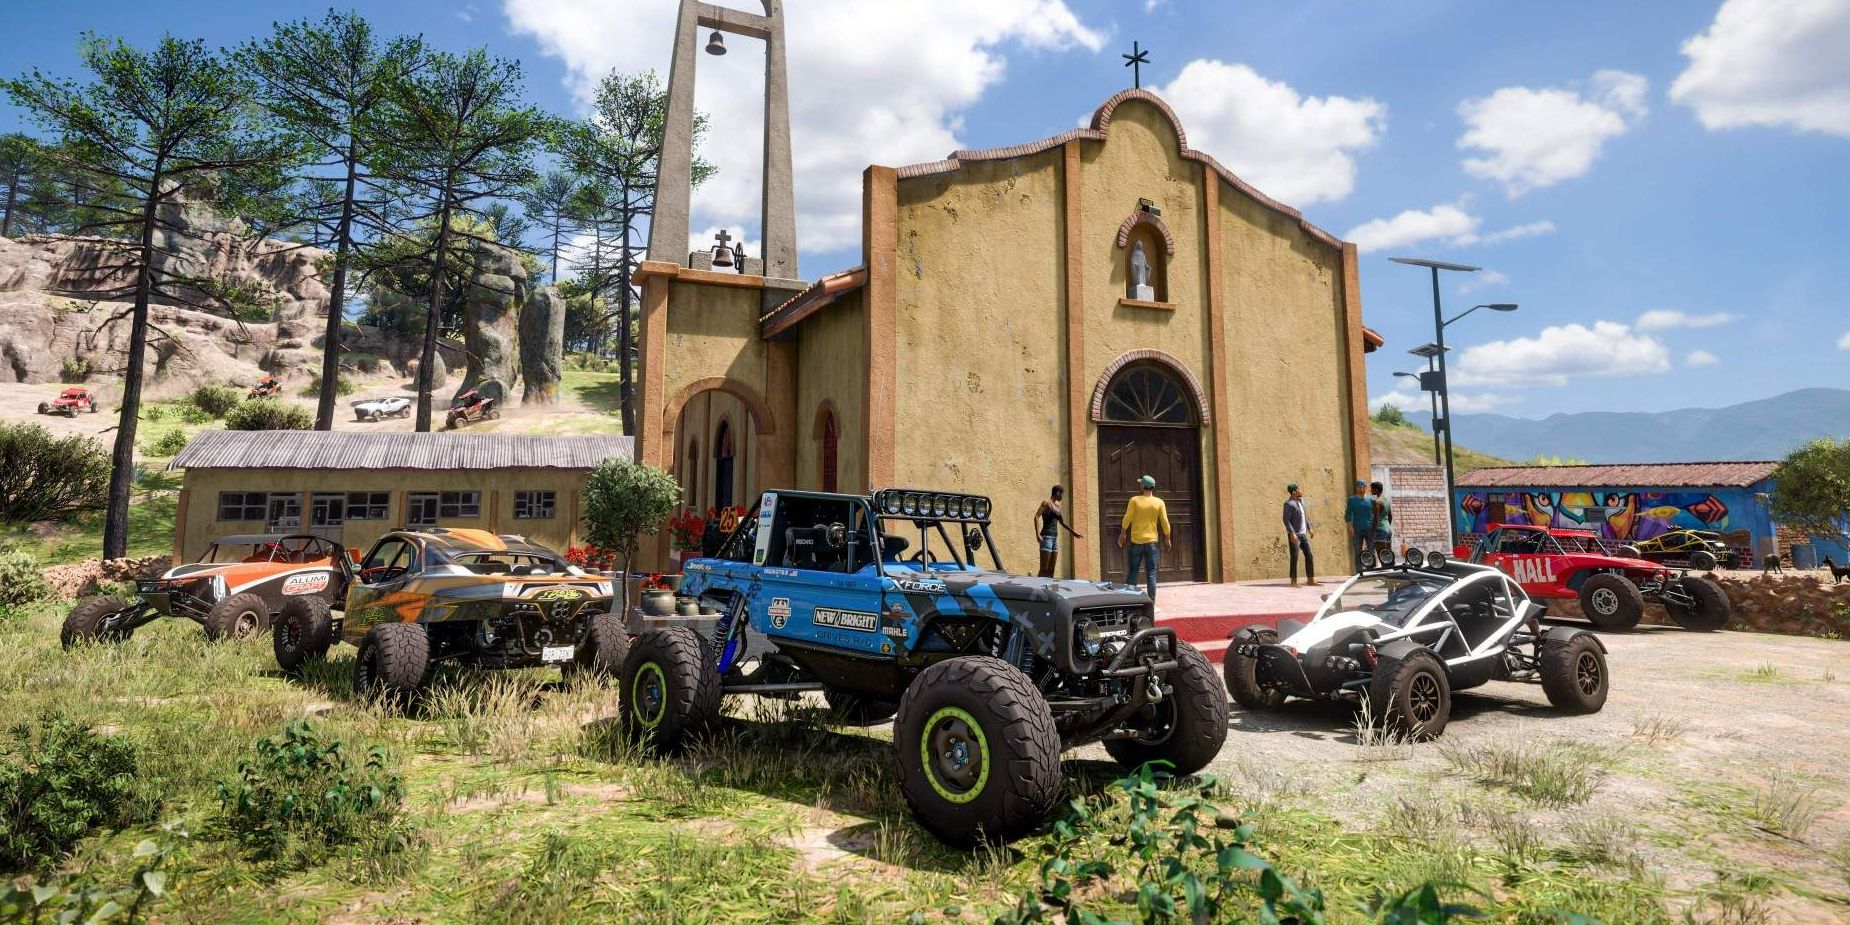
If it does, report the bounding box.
[883,493,902,515]
[960,497,976,518]
[930,495,947,517]
[902,492,919,515]
[974,498,991,520]
[210,575,228,600]
[1075,619,1104,658]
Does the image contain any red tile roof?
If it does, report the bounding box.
[760,266,867,339]
[1457,461,1779,489]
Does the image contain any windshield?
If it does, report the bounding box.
[1320,574,1450,627]
[437,550,577,576]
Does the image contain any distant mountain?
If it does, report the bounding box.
[1401,388,1850,464]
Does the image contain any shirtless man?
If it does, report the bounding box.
[1033,485,1083,577]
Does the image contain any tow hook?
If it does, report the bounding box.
[1145,672,1165,704]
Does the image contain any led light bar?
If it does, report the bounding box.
[872,489,995,523]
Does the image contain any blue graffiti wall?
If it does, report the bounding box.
[1453,483,1776,546]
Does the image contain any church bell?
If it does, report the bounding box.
[705,30,727,55]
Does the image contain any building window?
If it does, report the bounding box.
[266,494,302,531]
[310,492,345,527]
[439,491,480,519]
[407,493,440,527]
[1102,363,1194,425]
[514,490,556,519]
[217,492,268,521]
[346,492,391,520]
[713,420,735,510]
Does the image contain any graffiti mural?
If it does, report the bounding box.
[1456,489,1742,542]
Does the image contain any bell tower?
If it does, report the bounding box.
[649,0,799,298]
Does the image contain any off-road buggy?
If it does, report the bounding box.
[1225,549,1609,739]
[1460,524,1732,632]
[638,488,1228,845]
[1632,529,1739,570]
[444,379,504,430]
[247,376,282,399]
[62,534,352,646]
[269,527,624,705]
[37,387,100,417]
[350,395,412,422]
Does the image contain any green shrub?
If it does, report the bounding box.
[1373,403,1410,427]
[301,373,357,398]
[140,429,190,458]
[0,822,188,922]
[0,548,52,615]
[223,400,313,432]
[217,720,405,868]
[0,423,110,525]
[59,357,90,383]
[188,384,242,418]
[0,718,146,872]
[139,403,167,423]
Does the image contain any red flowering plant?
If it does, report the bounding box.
[638,573,674,592]
[562,544,618,571]
[667,508,710,555]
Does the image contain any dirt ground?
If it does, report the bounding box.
[1127,625,1850,921]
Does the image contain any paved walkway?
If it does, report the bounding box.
[1149,579,1332,662]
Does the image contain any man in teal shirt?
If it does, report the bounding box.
[1344,479,1373,573]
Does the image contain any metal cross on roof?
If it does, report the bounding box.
[1122,41,1150,89]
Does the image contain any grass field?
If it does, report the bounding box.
[1369,419,1512,473]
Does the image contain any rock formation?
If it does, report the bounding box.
[519,286,566,405]
[455,239,527,395]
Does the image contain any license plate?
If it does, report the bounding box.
[540,645,575,664]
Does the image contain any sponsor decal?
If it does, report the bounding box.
[533,587,586,602]
[280,572,330,596]
[752,493,777,565]
[882,625,909,640]
[685,562,710,573]
[763,567,798,578]
[881,642,892,654]
[813,607,879,633]
[896,578,946,594]
[769,597,792,629]
[1504,558,1557,586]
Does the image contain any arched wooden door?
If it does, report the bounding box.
[1097,363,1205,584]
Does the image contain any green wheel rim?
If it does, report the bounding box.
[632,662,668,728]
[920,705,990,804]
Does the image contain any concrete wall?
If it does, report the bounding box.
[793,290,869,493]
[175,467,591,562]
[893,150,1069,571]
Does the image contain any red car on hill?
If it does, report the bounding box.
[37,387,101,417]
[1457,524,1732,632]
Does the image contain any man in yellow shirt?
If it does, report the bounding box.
[1117,475,1171,600]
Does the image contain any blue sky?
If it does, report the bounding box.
[5,0,1848,422]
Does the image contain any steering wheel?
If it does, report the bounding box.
[909,549,937,566]
[816,522,847,551]
[279,537,315,562]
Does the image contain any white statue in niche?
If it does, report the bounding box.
[1129,240,1156,301]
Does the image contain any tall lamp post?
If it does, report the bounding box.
[1406,342,1450,464]
[1388,256,1517,521]
[1392,366,1440,464]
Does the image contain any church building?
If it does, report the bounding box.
[634,1,1377,582]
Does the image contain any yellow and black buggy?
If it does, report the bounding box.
[270,527,624,705]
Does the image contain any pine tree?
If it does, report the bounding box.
[4,35,294,557]
[519,169,582,284]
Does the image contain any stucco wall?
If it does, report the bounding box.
[673,389,758,511]
[1218,168,1354,579]
[793,290,869,493]
[175,467,593,562]
[893,151,1069,571]
[660,277,791,496]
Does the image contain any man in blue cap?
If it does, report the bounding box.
[1117,474,1170,600]
[1344,479,1374,573]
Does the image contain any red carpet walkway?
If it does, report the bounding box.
[1149,579,1331,663]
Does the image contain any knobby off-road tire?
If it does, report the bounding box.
[1665,576,1731,632]
[1578,573,1644,631]
[61,595,144,648]
[620,626,722,751]
[1104,640,1229,776]
[1539,633,1609,714]
[1224,628,1288,710]
[894,656,1061,846]
[36,402,49,415]
[203,592,271,641]
[825,689,900,725]
[1366,649,1451,739]
[273,596,334,674]
[355,623,430,710]
[566,611,631,680]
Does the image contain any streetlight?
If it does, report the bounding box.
[1388,256,1518,527]
[1406,342,1449,466]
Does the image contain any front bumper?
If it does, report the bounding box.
[1232,641,1358,699]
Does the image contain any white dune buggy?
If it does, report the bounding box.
[1224,549,1610,738]
[351,395,412,422]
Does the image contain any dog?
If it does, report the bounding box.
[1824,557,1849,584]
[1762,554,1785,576]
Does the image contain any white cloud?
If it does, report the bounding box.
[1154,60,1384,206]
[1452,320,1672,388]
[1838,330,1850,350]
[1457,268,1510,295]
[1369,388,1506,413]
[1345,203,1554,253]
[1686,349,1721,367]
[1671,0,1850,136]
[504,0,1104,260]
[1634,309,1738,331]
[1458,69,1648,196]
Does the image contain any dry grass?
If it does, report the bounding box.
[1438,738,1610,806]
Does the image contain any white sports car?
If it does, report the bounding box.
[351,395,412,422]
[1223,549,1610,738]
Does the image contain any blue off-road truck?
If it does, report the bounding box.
[623,488,1228,845]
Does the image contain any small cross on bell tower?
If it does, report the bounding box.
[710,229,735,268]
[1122,40,1151,89]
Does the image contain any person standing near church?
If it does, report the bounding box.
[1283,483,1317,586]
[1033,485,1082,577]
[1117,475,1170,600]
[1370,481,1394,558]
[1344,479,1374,573]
